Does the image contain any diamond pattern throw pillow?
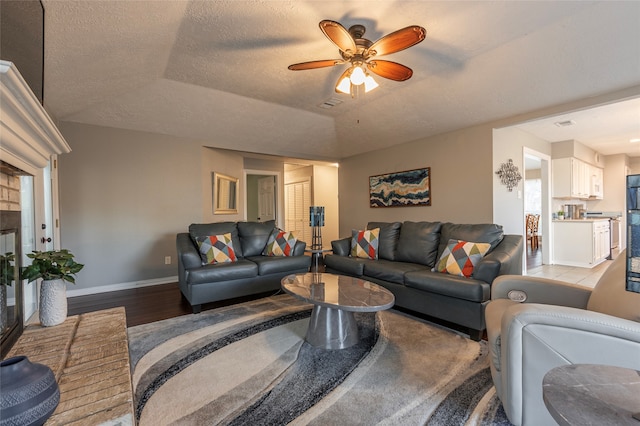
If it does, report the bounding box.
[264,229,298,257]
[196,233,238,264]
[351,228,380,259]
[435,239,491,278]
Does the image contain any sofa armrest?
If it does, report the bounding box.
[331,237,351,256]
[293,239,307,256]
[177,233,202,269]
[472,259,500,285]
[473,234,523,284]
[503,303,640,344]
[492,275,592,308]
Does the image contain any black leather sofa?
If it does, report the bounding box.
[177,220,311,313]
[324,221,523,340]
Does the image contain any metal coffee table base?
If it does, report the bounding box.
[306,305,359,350]
[281,273,394,350]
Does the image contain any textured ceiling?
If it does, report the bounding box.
[42,1,640,161]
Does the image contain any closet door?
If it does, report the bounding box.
[285,180,311,245]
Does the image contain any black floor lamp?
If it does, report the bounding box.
[309,206,325,250]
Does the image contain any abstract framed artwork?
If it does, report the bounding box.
[369,167,431,208]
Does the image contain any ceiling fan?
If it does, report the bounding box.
[288,20,426,95]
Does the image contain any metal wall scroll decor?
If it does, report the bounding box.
[495,159,522,192]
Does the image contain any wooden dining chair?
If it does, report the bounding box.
[526,214,540,250]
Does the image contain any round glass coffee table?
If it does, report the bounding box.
[281,272,395,350]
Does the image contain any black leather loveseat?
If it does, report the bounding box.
[324,221,523,340]
[177,220,311,313]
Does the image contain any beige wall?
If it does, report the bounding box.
[283,164,339,247]
[337,123,494,236]
[552,140,605,167]
[58,122,203,292]
[58,125,323,293]
[57,86,640,294]
[284,165,312,184]
[202,147,245,223]
[493,126,552,235]
[312,164,339,247]
[629,157,640,174]
[337,85,640,240]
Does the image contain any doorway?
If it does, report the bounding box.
[524,156,542,269]
[523,148,552,270]
[243,170,283,228]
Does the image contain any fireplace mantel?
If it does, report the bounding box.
[0,60,70,171]
[1,61,71,355]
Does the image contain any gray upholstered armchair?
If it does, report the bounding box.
[485,251,640,426]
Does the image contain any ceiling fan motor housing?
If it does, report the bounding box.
[348,24,366,39]
[341,25,372,61]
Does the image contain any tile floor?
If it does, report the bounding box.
[526,260,612,288]
[525,249,619,289]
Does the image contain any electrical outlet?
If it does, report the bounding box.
[164,256,171,265]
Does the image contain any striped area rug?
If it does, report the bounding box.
[128,294,512,425]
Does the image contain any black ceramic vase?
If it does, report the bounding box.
[0,356,60,426]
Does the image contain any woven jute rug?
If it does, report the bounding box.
[128,294,511,425]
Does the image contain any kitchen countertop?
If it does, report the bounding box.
[553,218,610,222]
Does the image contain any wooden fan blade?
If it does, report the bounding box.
[367,26,426,57]
[288,59,343,71]
[319,20,357,54]
[367,60,413,81]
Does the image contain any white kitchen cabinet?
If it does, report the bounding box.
[589,165,604,199]
[552,158,591,199]
[552,219,610,267]
[593,220,610,262]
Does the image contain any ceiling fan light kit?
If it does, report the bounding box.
[363,75,379,92]
[349,66,366,85]
[335,65,379,95]
[289,20,426,97]
[335,75,352,94]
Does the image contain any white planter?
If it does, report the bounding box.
[39,279,67,326]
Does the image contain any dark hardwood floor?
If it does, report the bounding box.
[67,283,278,327]
[526,239,543,270]
[67,281,480,338]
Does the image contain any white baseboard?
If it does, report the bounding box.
[66,276,179,298]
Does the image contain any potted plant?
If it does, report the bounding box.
[22,250,84,327]
[557,210,565,220]
[0,252,15,331]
